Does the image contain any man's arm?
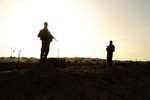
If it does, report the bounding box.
[113,45,115,52]
[38,30,42,37]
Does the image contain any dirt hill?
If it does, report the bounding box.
[0,61,150,100]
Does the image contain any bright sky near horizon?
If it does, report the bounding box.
[0,0,150,61]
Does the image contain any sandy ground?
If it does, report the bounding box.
[0,62,150,100]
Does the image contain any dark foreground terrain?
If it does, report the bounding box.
[0,58,150,100]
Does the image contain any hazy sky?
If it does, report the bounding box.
[0,0,150,61]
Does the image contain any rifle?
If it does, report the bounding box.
[53,37,58,42]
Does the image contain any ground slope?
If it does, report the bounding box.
[0,62,150,100]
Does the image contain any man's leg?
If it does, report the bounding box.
[107,54,112,67]
[43,42,50,62]
[107,54,110,67]
[40,51,44,64]
[109,58,112,67]
[44,51,49,62]
[40,41,45,64]
[109,54,113,67]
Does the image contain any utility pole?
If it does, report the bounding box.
[18,50,21,62]
[11,50,15,58]
[57,48,59,58]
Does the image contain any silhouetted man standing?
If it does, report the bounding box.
[38,22,56,64]
[106,40,115,67]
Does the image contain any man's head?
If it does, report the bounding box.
[44,22,48,28]
[110,40,113,45]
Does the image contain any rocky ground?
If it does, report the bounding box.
[0,61,150,100]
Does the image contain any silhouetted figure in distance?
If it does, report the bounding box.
[106,40,115,67]
[38,22,56,64]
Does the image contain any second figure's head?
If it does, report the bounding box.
[110,40,113,45]
[44,22,48,27]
